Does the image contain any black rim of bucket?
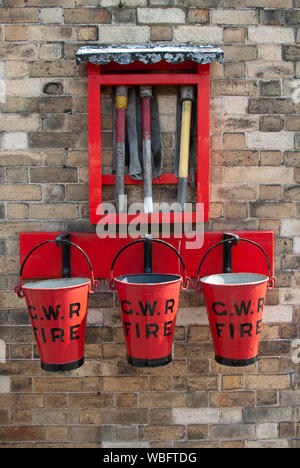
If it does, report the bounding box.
[41,356,84,372]
[127,354,172,368]
[215,355,257,367]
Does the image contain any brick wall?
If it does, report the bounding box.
[0,0,299,448]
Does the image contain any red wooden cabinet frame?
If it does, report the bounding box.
[87,60,210,225]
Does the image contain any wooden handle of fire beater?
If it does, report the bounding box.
[140,85,153,214]
[177,86,194,210]
[115,86,128,214]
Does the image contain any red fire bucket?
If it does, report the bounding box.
[14,239,99,372]
[195,237,276,367]
[107,239,189,367]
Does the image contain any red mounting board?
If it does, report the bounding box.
[19,231,274,281]
[88,62,210,225]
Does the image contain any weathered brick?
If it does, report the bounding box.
[223,27,246,43]
[28,26,75,42]
[0,8,39,23]
[212,9,257,25]
[26,97,72,113]
[40,7,63,24]
[281,220,300,236]
[172,408,219,425]
[213,115,258,132]
[211,424,255,440]
[6,78,40,97]
[245,375,290,390]
[280,390,300,406]
[285,115,300,132]
[224,62,246,78]
[0,427,44,442]
[259,115,283,132]
[210,392,255,407]
[0,151,41,166]
[114,7,136,23]
[140,425,184,441]
[138,8,185,24]
[140,392,185,408]
[211,184,258,202]
[0,115,40,132]
[246,132,294,151]
[174,25,223,45]
[6,168,28,184]
[0,44,38,61]
[101,409,148,425]
[247,0,292,6]
[259,185,282,201]
[186,425,208,440]
[258,45,282,61]
[251,202,294,218]
[28,0,75,5]
[225,202,247,219]
[103,377,148,392]
[284,11,300,26]
[244,407,293,423]
[248,26,294,44]
[248,62,294,78]
[32,203,78,219]
[5,63,28,79]
[0,185,41,201]
[150,26,173,41]
[284,185,300,201]
[283,152,300,167]
[187,9,209,24]
[77,26,98,41]
[68,426,113,443]
[249,98,293,114]
[259,9,282,26]
[5,25,27,42]
[259,80,281,97]
[174,0,219,6]
[64,8,111,24]
[99,25,150,43]
[222,45,257,61]
[32,408,79,424]
[211,150,259,166]
[29,132,82,149]
[29,61,76,78]
[211,79,258,97]
[30,167,77,183]
[40,44,62,61]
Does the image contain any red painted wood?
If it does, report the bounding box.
[197,64,210,222]
[88,62,211,225]
[116,107,126,143]
[102,173,191,185]
[88,62,102,224]
[19,231,274,280]
[97,73,203,86]
[100,60,198,73]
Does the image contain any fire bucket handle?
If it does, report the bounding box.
[194,237,276,291]
[107,238,190,290]
[14,239,100,298]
